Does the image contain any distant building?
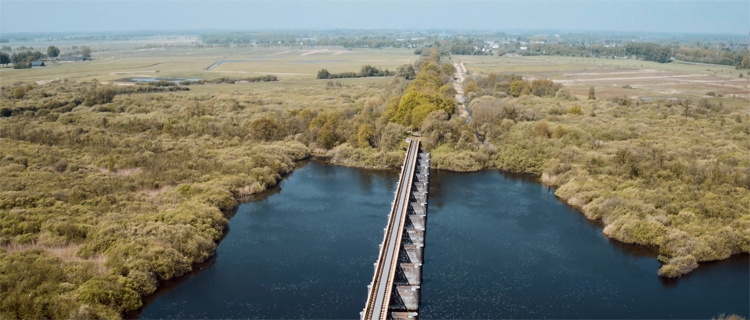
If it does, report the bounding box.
[30,61,45,67]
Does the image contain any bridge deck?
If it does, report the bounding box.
[362,139,429,320]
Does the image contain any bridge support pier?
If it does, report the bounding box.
[362,141,430,320]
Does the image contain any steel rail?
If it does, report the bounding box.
[362,139,419,320]
[378,139,419,319]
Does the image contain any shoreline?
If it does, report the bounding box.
[125,157,749,319]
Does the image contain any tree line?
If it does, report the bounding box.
[623,43,672,63]
[520,42,750,68]
[316,65,395,79]
[385,47,456,128]
[1,45,92,69]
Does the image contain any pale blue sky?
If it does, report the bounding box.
[1,1,748,35]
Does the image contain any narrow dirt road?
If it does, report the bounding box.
[453,62,469,119]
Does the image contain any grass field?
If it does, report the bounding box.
[1,47,416,84]
[457,55,750,105]
[4,44,746,106]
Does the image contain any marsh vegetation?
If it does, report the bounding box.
[0,32,748,319]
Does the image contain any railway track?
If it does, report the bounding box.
[362,139,422,320]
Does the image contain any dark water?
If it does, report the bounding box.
[137,163,749,319]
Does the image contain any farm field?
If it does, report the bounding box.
[1,47,416,84]
[457,55,750,106]
[5,44,747,109]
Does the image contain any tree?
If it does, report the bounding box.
[509,80,530,97]
[357,124,374,148]
[441,63,456,76]
[250,118,281,141]
[47,46,60,59]
[316,69,331,79]
[429,49,440,63]
[13,61,30,69]
[588,86,596,100]
[396,64,416,80]
[317,124,337,149]
[81,46,92,59]
[530,79,560,97]
[741,56,750,69]
[682,99,692,117]
[0,52,9,66]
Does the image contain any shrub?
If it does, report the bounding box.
[533,121,552,138]
[83,87,116,106]
[658,255,698,278]
[250,118,281,141]
[357,124,374,148]
[53,160,68,172]
[567,105,583,115]
[13,87,25,99]
[555,87,574,100]
[317,124,337,149]
[552,125,566,138]
[78,277,142,312]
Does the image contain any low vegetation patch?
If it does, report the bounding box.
[317,65,395,79]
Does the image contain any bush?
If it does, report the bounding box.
[533,121,551,138]
[13,62,30,69]
[357,124,374,148]
[555,87,574,100]
[658,255,698,278]
[83,87,116,106]
[551,125,566,138]
[317,124,337,149]
[567,105,583,115]
[250,118,281,141]
[13,87,25,99]
[78,277,142,312]
[53,160,68,172]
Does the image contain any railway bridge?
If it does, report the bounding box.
[361,138,430,320]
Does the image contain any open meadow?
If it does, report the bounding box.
[1,45,415,85]
[459,55,750,107]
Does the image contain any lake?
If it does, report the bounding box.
[136,162,749,319]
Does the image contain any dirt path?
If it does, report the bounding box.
[301,49,328,56]
[453,62,469,119]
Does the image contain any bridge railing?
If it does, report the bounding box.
[362,139,419,320]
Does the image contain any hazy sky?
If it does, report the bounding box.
[1,1,748,35]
